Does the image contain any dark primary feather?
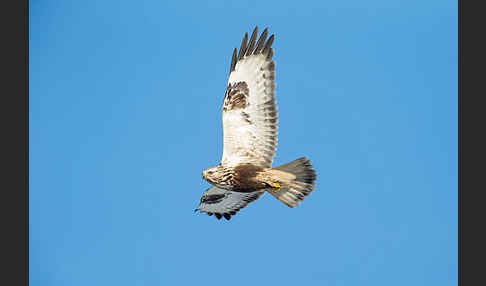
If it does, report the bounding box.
[238,32,248,61]
[246,27,259,56]
[230,48,237,73]
[229,26,275,74]
[262,34,274,56]
[254,28,268,54]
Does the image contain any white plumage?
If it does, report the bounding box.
[222,52,278,168]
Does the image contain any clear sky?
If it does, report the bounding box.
[30,1,457,285]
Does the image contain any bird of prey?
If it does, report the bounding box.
[195,26,317,220]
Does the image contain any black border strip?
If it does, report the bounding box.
[458,0,462,285]
[460,0,486,284]
[0,0,29,285]
[25,0,29,284]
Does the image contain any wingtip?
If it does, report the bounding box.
[230,48,238,73]
[254,28,269,54]
[238,32,249,61]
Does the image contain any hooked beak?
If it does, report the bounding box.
[202,171,207,180]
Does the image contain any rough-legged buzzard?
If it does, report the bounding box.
[196,27,317,220]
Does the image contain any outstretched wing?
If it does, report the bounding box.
[221,27,278,168]
[195,186,264,220]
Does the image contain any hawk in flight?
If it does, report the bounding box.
[195,26,317,220]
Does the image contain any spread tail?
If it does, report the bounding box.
[266,157,317,208]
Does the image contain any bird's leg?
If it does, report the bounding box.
[265,181,281,192]
[271,182,281,192]
[257,171,282,192]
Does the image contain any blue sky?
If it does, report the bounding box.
[30,1,457,285]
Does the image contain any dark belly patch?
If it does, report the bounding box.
[231,163,266,191]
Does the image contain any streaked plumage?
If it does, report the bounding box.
[196,27,317,220]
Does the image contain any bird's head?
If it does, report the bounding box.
[202,165,224,183]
